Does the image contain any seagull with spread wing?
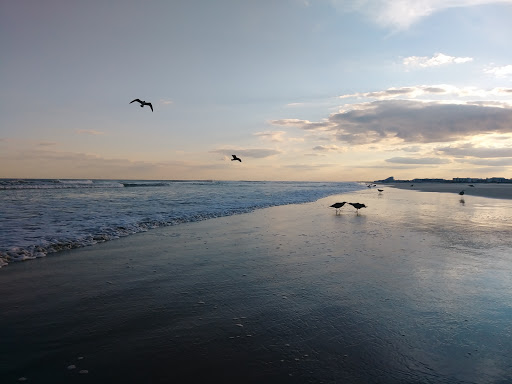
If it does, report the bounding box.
[231,155,242,162]
[130,99,153,112]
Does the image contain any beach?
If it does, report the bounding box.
[1,185,512,383]
[389,182,512,200]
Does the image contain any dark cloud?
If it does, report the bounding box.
[312,145,341,152]
[212,148,281,158]
[386,157,451,164]
[436,144,512,158]
[326,100,512,144]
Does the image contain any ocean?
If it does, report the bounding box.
[0,179,364,267]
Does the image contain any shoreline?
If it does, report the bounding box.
[1,187,512,382]
[385,182,512,200]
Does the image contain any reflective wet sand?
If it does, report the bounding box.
[1,187,511,383]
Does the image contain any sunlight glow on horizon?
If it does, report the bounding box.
[2,1,512,181]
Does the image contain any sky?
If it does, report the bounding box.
[1,0,512,181]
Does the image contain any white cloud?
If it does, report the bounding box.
[254,131,286,142]
[485,65,512,78]
[340,85,446,100]
[159,99,174,105]
[339,0,512,30]
[339,85,512,101]
[403,53,473,68]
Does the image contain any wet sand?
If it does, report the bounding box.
[1,187,512,383]
[388,182,512,200]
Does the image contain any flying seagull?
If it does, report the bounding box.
[231,155,242,162]
[330,202,346,215]
[378,189,383,193]
[130,99,153,112]
[348,202,367,215]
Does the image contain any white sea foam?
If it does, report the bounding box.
[0,180,365,267]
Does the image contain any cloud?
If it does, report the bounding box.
[159,99,174,105]
[38,141,58,147]
[270,118,332,131]
[339,0,512,30]
[312,145,342,152]
[254,131,286,142]
[278,100,512,145]
[386,156,451,164]
[436,143,512,158]
[485,65,512,78]
[456,158,512,166]
[284,163,334,170]
[211,148,282,159]
[76,129,104,135]
[400,145,423,152]
[403,53,473,68]
[338,84,502,100]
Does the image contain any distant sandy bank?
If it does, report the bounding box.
[387,182,512,200]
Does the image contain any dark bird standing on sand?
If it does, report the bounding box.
[348,202,367,214]
[231,155,242,162]
[330,202,346,215]
[130,99,153,112]
[459,190,465,196]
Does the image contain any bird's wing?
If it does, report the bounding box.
[147,103,153,112]
[232,155,236,159]
[130,99,142,104]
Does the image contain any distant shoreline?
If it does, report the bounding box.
[386,182,512,200]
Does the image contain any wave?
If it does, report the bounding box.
[0,179,224,190]
[0,204,288,265]
[0,181,366,268]
[0,179,124,190]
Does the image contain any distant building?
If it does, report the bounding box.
[452,178,485,183]
[412,178,446,183]
[487,177,507,183]
[375,176,511,184]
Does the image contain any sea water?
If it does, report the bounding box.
[0,179,364,267]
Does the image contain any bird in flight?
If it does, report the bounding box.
[130,99,153,112]
[378,189,383,193]
[330,202,346,215]
[231,155,242,162]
